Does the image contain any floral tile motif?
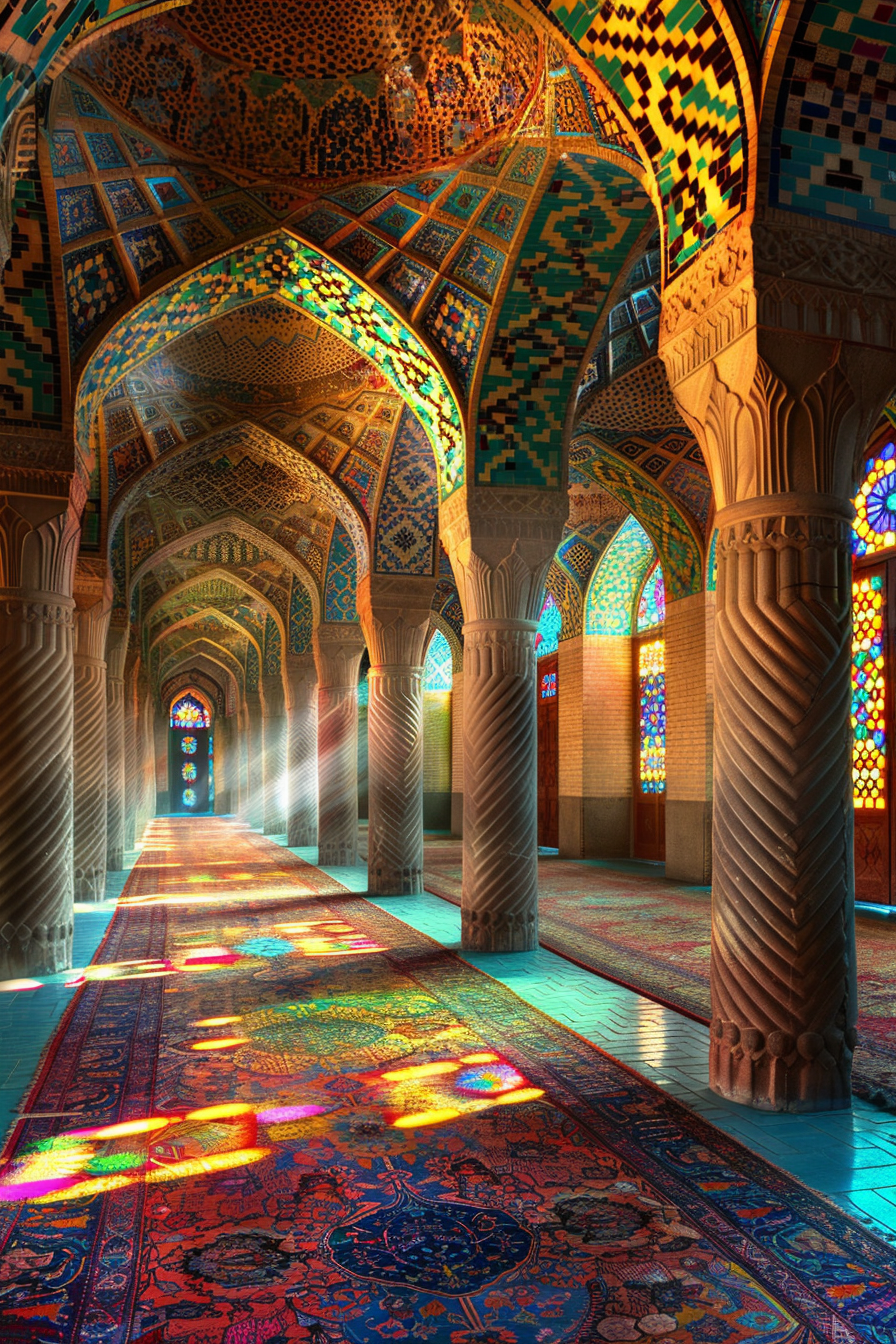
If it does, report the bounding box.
[409,218,461,264]
[299,208,350,243]
[104,178,150,224]
[374,406,437,574]
[64,242,129,356]
[379,255,435,314]
[121,225,179,287]
[440,182,488,222]
[333,228,390,274]
[213,198,269,233]
[336,451,377,519]
[423,282,487,396]
[57,185,106,244]
[168,214,220,253]
[122,131,168,165]
[508,145,547,185]
[398,171,456,203]
[70,84,106,119]
[478,190,526,241]
[183,169,233,199]
[370,201,421,241]
[326,184,392,213]
[84,132,128,170]
[49,131,86,177]
[109,436,151,495]
[451,237,504,300]
[146,176,192,210]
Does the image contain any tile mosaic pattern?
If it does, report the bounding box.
[0,174,63,431]
[476,154,651,488]
[77,236,465,499]
[104,178,150,224]
[146,176,191,210]
[423,281,488,397]
[450,237,505,299]
[333,228,390,273]
[440,182,488,221]
[121,225,179,287]
[537,0,749,274]
[64,240,130,357]
[288,577,314,655]
[769,0,896,232]
[584,514,656,637]
[299,208,352,243]
[378,255,436,315]
[370,201,422,241]
[336,451,377,520]
[263,613,281,676]
[478,189,526,240]
[410,218,462,264]
[49,130,87,176]
[56,185,106,244]
[400,171,457,203]
[84,130,127,169]
[324,520,358,621]
[373,406,438,576]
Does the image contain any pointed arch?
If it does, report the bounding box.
[584,515,657,637]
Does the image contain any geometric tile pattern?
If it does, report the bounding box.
[56,184,105,243]
[289,577,314,656]
[76,235,465,499]
[64,240,130,357]
[422,281,488,397]
[373,406,438,576]
[535,0,750,275]
[263,612,282,676]
[769,0,896,233]
[475,155,651,488]
[0,173,63,431]
[584,515,656,637]
[324,520,358,622]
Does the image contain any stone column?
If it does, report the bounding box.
[286,653,318,847]
[134,673,154,841]
[105,627,128,871]
[0,482,81,975]
[262,673,288,835]
[73,578,111,901]
[153,708,168,814]
[665,589,714,883]
[214,713,232,814]
[314,622,365,866]
[123,661,139,848]
[238,701,250,817]
[359,575,436,896]
[245,689,265,829]
[450,665,464,837]
[658,216,896,1108]
[442,491,565,952]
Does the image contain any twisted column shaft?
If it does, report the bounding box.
[0,595,76,974]
[462,620,538,950]
[106,674,126,870]
[245,692,265,829]
[262,677,288,835]
[710,503,856,1111]
[73,653,107,900]
[123,672,138,847]
[315,622,365,867]
[287,658,318,847]
[368,664,425,894]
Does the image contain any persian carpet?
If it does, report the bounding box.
[421,839,896,1113]
[1,818,895,1344]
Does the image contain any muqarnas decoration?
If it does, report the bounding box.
[423,283,487,396]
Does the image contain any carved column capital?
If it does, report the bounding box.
[314,621,365,689]
[358,572,438,668]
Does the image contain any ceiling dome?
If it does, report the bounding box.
[70,0,541,184]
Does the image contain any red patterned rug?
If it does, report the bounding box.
[422,839,896,1112]
[2,818,895,1342]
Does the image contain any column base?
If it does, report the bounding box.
[1,921,73,977]
[264,816,287,836]
[461,908,537,953]
[288,823,317,847]
[710,1022,854,1112]
[368,868,422,897]
[74,868,106,902]
[319,843,358,867]
[107,847,125,871]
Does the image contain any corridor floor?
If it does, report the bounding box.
[2,818,896,1344]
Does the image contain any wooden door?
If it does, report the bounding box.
[633,633,665,861]
[537,655,559,848]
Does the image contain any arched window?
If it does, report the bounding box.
[424,630,453,692]
[423,630,452,829]
[168,689,212,814]
[534,593,562,660]
[635,563,666,799]
[852,443,896,904]
[636,561,665,632]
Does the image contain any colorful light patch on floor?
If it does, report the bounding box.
[2,819,895,1344]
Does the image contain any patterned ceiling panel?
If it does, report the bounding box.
[768,0,896,234]
[374,406,438,576]
[533,0,752,277]
[69,1,540,184]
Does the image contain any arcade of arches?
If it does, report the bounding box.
[3,0,896,1333]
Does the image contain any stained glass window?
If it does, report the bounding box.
[585,516,655,637]
[424,630,453,692]
[638,638,666,793]
[170,694,210,729]
[535,593,562,657]
[852,572,886,810]
[357,673,369,708]
[182,762,197,781]
[182,788,197,808]
[181,736,197,755]
[637,562,666,631]
[854,442,896,558]
[540,670,557,699]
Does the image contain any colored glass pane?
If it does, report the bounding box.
[171,695,210,729]
[540,671,557,700]
[182,788,197,808]
[852,573,886,810]
[424,630,453,692]
[637,562,666,631]
[182,762,197,782]
[638,638,666,794]
[181,737,197,755]
[357,674,369,708]
[853,443,896,558]
[535,593,562,658]
[585,516,655,637]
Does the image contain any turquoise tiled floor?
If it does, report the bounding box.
[294,845,896,1246]
[0,851,139,1149]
